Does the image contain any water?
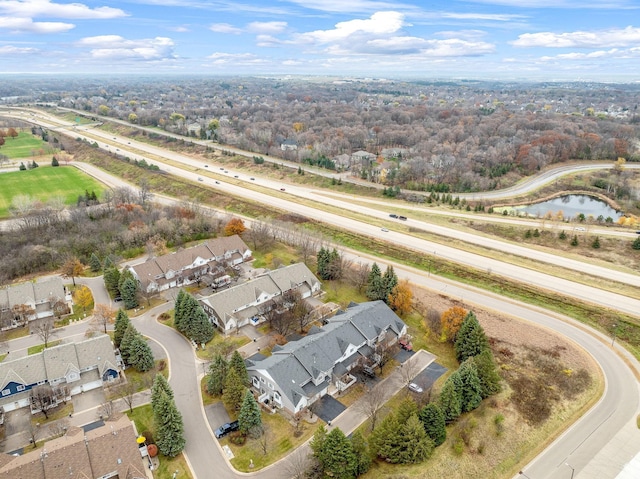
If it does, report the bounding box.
[515,194,622,220]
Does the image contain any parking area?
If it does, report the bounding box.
[313,395,347,424]
[205,402,232,435]
[410,362,447,392]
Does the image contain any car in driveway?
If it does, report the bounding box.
[408,383,423,393]
[214,421,239,438]
[398,339,412,351]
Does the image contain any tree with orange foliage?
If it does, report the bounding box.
[74,285,93,315]
[61,257,84,286]
[224,218,246,236]
[440,305,468,343]
[93,304,115,334]
[388,279,413,316]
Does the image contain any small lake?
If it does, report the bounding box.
[515,195,623,220]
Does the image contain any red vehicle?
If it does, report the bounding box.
[399,339,413,351]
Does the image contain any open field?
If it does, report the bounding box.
[0,165,106,217]
[0,131,52,159]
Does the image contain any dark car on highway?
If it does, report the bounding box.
[215,421,239,439]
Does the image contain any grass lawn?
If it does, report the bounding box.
[0,131,52,159]
[126,404,193,479]
[0,165,106,218]
[28,340,62,355]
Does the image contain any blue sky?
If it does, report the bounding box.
[1,0,639,80]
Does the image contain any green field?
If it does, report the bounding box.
[0,131,52,159]
[0,166,106,218]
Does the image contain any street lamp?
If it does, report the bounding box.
[611,324,617,347]
[566,463,575,479]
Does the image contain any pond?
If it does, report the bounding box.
[515,194,622,221]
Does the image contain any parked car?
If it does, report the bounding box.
[399,339,412,351]
[113,296,123,303]
[408,383,423,393]
[215,421,239,439]
[389,213,398,218]
[363,365,376,378]
[398,216,407,221]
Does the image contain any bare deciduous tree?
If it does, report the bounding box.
[93,304,115,334]
[114,380,139,413]
[355,384,387,431]
[347,261,370,292]
[285,447,312,479]
[33,318,56,348]
[30,385,57,419]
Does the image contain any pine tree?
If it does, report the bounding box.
[118,268,135,295]
[365,262,384,301]
[592,236,601,249]
[316,247,329,280]
[394,414,434,464]
[238,390,262,434]
[458,359,483,413]
[185,305,214,344]
[151,374,174,408]
[319,428,358,479]
[89,253,102,272]
[419,403,447,446]
[381,265,398,303]
[103,267,121,296]
[350,431,371,476]
[173,289,187,332]
[206,354,228,396]
[222,367,246,411]
[128,335,155,372]
[155,393,186,457]
[310,424,327,458]
[396,397,418,424]
[51,156,59,166]
[472,350,502,398]
[369,412,400,461]
[438,371,463,422]
[103,256,114,269]
[633,236,640,250]
[121,277,139,309]
[229,350,250,387]
[119,324,138,365]
[113,309,130,349]
[454,311,490,363]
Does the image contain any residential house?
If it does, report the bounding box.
[246,301,408,415]
[350,150,376,169]
[0,414,147,479]
[280,139,298,151]
[199,263,321,334]
[127,235,251,293]
[0,334,120,412]
[0,278,73,329]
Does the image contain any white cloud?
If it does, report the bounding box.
[437,29,487,40]
[169,25,190,32]
[209,23,242,34]
[540,48,640,61]
[285,0,416,13]
[297,11,406,44]
[362,37,494,56]
[0,16,73,33]
[76,35,176,60]
[246,21,287,34]
[513,26,640,48]
[462,0,634,8]
[207,52,268,65]
[0,44,38,54]
[440,12,524,22]
[0,0,127,19]
[256,34,282,47]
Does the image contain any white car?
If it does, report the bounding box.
[574,227,586,231]
[381,228,389,232]
[408,383,423,393]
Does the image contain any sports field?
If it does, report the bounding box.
[0,165,106,218]
[0,131,52,159]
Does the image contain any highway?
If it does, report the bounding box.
[2,107,640,478]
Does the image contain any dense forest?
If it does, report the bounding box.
[4,76,640,193]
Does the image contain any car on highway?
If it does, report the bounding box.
[408,383,423,393]
[398,216,407,221]
[574,227,586,231]
[204,164,208,167]
[636,231,640,234]
[389,214,398,218]
[234,175,239,178]
[250,177,255,181]
[198,177,203,181]
[215,181,220,184]
[280,188,286,191]
[220,167,225,170]
[214,421,239,439]
[381,227,389,232]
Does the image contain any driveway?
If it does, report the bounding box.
[411,362,447,392]
[313,395,347,424]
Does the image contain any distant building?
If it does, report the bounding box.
[127,235,251,294]
[0,414,147,479]
[0,335,119,412]
[199,263,321,333]
[280,139,298,151]
[0,278,73,330]
[246,301,408,414]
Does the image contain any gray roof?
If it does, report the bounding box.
[43,343,80,380]
[0,277,66,309]
[248,301,407,408]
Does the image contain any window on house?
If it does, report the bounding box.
[260,377,265,384]
[274,392,280,401]
[268,382,274,389]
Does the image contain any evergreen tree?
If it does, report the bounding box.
[113,309,130,349]
[454,311,490,363]
[222,367,246,411]
[89,253,102,272]
[316,247,330,280]
[438,371,463,422]
[51,156,59,166]
[238,390,262,434]
[396,397,418,424]
[395,414,434,464]
[185,305,214,344]
[118,268,135,295]
[559,230,567,240]
[128,335,155,372]
[155,393,186,457]
[229,350,250,387]
[310,424,327,459]
[571,235,579,246]
[365,262,384,301]
[381,265,398,303]
[103,267,121,296]
[592,236,601,249]
[350,431,371,476]
[119,324,138,365]
[206,354,228,396]
[103,256,114,270]
[121,277,139,309]
[369,412,401,461]
[173,289,187,332]
[419,403,447,446]
[151,374,174,408]
[319,428,358,479]
[458,359,483,413]
[633,236,640,250]
[472,350,502,398]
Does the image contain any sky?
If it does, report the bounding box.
[1,0,639,81]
